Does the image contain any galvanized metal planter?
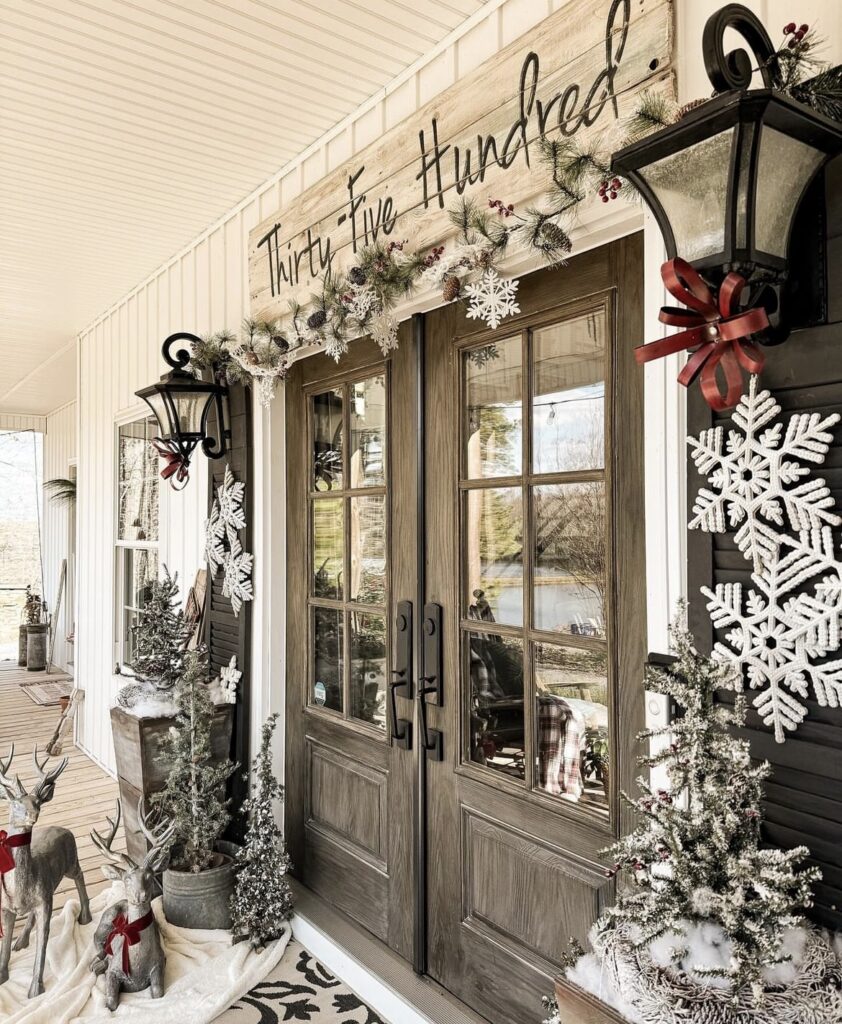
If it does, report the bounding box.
[25,623,49,671]
[162,840,239,929]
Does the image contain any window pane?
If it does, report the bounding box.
[313,389,343,491]
[534,642,608,805]
[465,336,522,478]
[534,482,605,636]
[467,631,524,781]
[124,548,158,611]
[465,487,523,627]
[533,312,605,474]
[350,495,386,605]
[350,612,387,730]
[313,498,343,599]
[350,376,386,488]
[118,419,159,542]
[313,607,343,713]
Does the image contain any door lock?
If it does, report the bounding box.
[390,600,413,749]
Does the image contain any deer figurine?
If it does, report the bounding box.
[89,799,174,1010]
[0,743,91,998]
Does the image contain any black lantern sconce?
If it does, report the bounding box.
[611,3,842,342]
[136,332,230,489]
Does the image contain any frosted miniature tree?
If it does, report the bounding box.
[131,567,191,690]
[599,606,820,1002]
[153,647,236,872]
[231,713,294,948]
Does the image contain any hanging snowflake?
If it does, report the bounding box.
[324,334,349,363]
[370,312,400,355]
[219,655,242,704]
[205,503,226,578]
[217,464,247,543]
[464,269,520,330]
[345,284,376,323]
[229,348,287,408]
[688,377,840,572]
[689,376,842,742]
[222,535,254,618]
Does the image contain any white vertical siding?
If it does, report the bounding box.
[42,401,77,673]
[0,414,46,432]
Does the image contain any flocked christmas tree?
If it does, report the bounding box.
[595,607,820,1004]
[230,713,294,948]
[152,646,236,872]
[131,566,191,691]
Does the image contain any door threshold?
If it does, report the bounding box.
[289,880,490,1024]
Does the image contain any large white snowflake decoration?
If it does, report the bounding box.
[205,504,227,578]
[464,269,520,330]
[229,349,287,408]
[689,376,842,742]
[324,333,349,363]
[222,534,254,617]
[216,464,247,543]
[370,312,400,355]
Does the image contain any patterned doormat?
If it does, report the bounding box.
[214,940,388,1024]
[19,678,73,705]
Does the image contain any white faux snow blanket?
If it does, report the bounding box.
[0,883,290,1024]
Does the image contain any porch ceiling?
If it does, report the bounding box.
[0,0,488,416]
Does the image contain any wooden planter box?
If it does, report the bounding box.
[110,703,234,863]
[554,976,629,1024]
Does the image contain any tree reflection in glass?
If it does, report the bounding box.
[465,335,522,479]
[350,612,386,729]
[465,487,523,626]
[467,632,524,780]
[313,389,343,491]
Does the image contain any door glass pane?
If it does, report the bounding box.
[313,388,343,491]
[313,607,343,712]
[350,376,386,488]
[466,487,523,627]
[313,498,344,599]
[533,312,605,474]
[465,336,522,479]
[350,495,386,605]
[534,482,606,636]
[467,631,524,780]
[534,642,608,806]
[350,612,387,730]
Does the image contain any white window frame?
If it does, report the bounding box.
[114,412,161,672]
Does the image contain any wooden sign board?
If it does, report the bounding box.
[248,0,674,321]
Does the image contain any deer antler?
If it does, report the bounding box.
[0,743,25,799]
[31,745,68,803]
[91,800,136,870]
[139,798,175,869]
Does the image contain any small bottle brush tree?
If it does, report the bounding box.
[597,607,820,1003]
[153,647,236,872]
[131,567,191,691]
[230,713,294,948]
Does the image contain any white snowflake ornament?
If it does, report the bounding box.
[324,334,349,363]
[464,269,520,330]
[216,465,247,544]
[689,376,842,742]
[204,503,226,578]
[370,312,400,355]
[222,535,254,618]
[219,655,241,704]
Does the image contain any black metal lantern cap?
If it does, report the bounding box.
[135,332,230,483]
[612,87,842,287]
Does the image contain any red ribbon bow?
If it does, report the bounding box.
[0,830,31,936]
[104,909,154,975]
[635,258,769,412]
[152,439,190,490]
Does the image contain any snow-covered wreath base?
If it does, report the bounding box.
[566,920,842,1024]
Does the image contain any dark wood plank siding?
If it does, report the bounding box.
[687,163,842,931]
[206,381,253,833]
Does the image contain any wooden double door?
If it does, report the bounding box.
[286,236,646,1024]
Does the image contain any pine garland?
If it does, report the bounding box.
[595,606,820,1004]
[152,647,236,872]
[130,567,191,691]
[230,713,294,949]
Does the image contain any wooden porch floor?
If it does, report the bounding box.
[0,665,124,915]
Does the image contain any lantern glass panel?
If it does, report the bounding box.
[637,128,734,261]
[172,390,209,436]
[141,389,172,438]
[754,126,824,257]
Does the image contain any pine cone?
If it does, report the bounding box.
[271,335,289,352]
[539,221,572,253]
[442,275,461,302]
[348,266,367,286]
[243,350,259,366]
[677,97,708,119]
[307,309,327,330]
[477,249,495,270]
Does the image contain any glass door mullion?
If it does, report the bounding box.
[522,327,535,791]
[342,382,351,720]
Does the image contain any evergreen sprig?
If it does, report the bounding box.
[230,713,294,948]
[623,90,678,143]
[130,567,191,690]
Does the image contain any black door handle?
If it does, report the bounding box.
[391,600,413,749]
[390,675,412,749]
[418,603,444,760]
[418,681,443,761]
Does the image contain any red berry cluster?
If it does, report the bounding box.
[598,178,622,202]
[784,22,809,47]
[423,245,445,267]
[488,198,514,217]
[386,239,407,254]
[340,292,355,305]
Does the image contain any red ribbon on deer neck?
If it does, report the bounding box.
[105,909,154,975]
[634,258,769,412]
[0,830,32,936]
[151,439,190,490]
